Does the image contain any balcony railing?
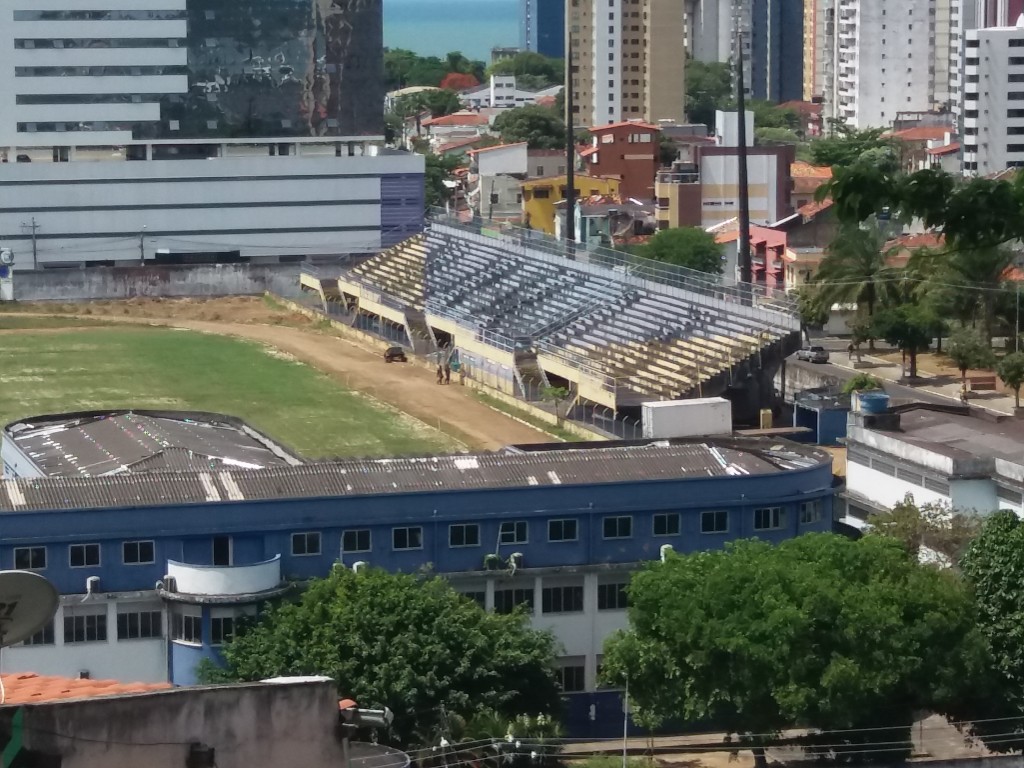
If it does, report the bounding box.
[166,556,282,597]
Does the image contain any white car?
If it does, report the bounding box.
[796,346,830,363]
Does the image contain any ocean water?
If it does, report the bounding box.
[384,0,520,61]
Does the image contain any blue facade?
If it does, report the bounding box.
[749,0,803,102]
[521,0,565,60]
[380,173,426,247]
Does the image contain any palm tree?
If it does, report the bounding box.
[815,220,900,348]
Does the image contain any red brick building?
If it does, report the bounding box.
[581,121,661,202]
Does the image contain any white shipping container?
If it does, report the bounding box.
[641,398,733,439]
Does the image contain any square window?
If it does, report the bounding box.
[291,532,321,556]
[171,610,202,644]
[548,519,578,542]
[701,510,728,534]
[799,499,823,524]
[22,620,54,646]
[653,513,680,536]
[449,524,480,548]
[342,529,371,553]
[500,521,528,544]
[557,664,586,692]
[754,507,786,531]
[597,582,628,610]
[117,610,162,640]
[123,540,154,565]
[69,543,100,568]
[494,588,534,614]
[602,516,632,539]
[542,585,584,613]
[14,546,46,570]
[64,612,107,643]
[211,616,234,645]
[393,527,423,551]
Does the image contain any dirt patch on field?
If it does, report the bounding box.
[2,298,552,451]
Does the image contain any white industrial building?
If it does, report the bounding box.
[962,21,1024,175]
[0,0,425,268]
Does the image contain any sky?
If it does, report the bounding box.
[384,0,520,61]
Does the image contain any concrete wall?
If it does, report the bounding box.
[8,680,348,768]
[12,263,302,302]
[775,360,842,403]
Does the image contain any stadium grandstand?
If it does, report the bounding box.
[301,213,800,430]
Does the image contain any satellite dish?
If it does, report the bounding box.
[0,571,59,647]
[0,250,12,267]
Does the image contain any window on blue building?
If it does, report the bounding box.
[212,535,232,566]
[556,660,586,692]
[499,521,528,544]
[291,532,322,556]
[495,588,534,614]
[14,546,46,570]
[117,610,162,640]
[548,519,578,542]
[393,527,423,551]
[343,530,371,553]
[701,510,728,534]
[799,500,823,524]
[69,543,100,568]
[449,524,480,548]
[171,609,201,644]
[211,616,234,646]
[653,513,680,536]
[597,582,629,610]
[754,507,786,531]
[602,516,632,539]
[123,540,155,565]
[542,585,584,613]
[22,620,54,646]
[64,610,106,643]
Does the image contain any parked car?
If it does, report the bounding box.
[383,346,408,363]
[796,346,829,363]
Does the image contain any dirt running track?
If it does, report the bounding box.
[18,315,551,451]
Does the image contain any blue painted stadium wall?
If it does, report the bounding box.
[0,464,834,597]
[379,173,425,248]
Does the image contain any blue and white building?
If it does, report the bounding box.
[1,410,835,737]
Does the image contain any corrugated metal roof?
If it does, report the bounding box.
[0,439,829,513]
[8,412,294,477]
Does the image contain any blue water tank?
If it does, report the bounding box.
[858,391,890,414]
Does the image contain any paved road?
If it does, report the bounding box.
[786,356,960,407]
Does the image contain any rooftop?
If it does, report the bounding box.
[0,673,171,705]
[889,126,953,142]
[422,112,490,128]
[590,120,660,133]
[0,438,829,513]
[927,142,960,156]
[5,410,301,477]
[868,406,1024,466]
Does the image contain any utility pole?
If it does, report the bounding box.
[20,218,38,270]
[139,225,147,266]
[735,20,752,288]
[564,19,576,252]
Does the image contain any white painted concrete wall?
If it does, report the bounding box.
[168,556,281,596]
[846,461,949,509]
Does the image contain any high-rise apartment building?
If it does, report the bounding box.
[830,0,950,128]
[962,22,1024,175]
[522,0,566,59]
[0,0,424,267]
[568,0,685,127]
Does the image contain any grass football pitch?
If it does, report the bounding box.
[0,326,461,458]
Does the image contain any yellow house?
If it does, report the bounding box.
[520,174,620,234]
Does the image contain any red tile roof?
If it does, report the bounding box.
[716,225,786,249]
[927,142,960,156]
[797,198,834,218]
[437,136,484,153]
[1,673,171,705]
[889,126,953,142]
[536,95,557,107]
[467,142,527,155]
[578,146,599,158]
[790,161,832,178]
[590,120,660,133]
[778,100,823,115]
[887,232,945,251]
[422,112,489,128]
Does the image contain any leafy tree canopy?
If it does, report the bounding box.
[206,567,561,746]
[636,227,724,274]
[487,52,564,87]
[601,535,988,764]
[385,49,485,91]
[946,328,995,380]
[492,105,566,150]
[998,351,1024,408]
[871,303,933,378]
[749,100,799,130]
[867,494,982,569]
[809,124,895,169]
[685,60,732,130]
[440,72,480,91]
[841,372,884,394]
[424,153,462,208]
[755,127,803,147]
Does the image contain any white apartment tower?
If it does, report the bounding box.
[831,0,951,128]
[962,22,1024,175]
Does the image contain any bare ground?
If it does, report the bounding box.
[1,297,551,451]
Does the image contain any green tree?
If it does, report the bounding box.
[492,105,566,149]
[997,351,1024,408]
[424,153,462,208]
[871,304,932,378]
[946,328,995,383]
[810,124,895,168]
[749,100,799,130]
[958,511,1024,752]
[685,60,732,130]
[796,286,830,345]
[637,227,723,274]
[867,494,982,569]
[602,534,988,766]
[488,52,563,86]
[208,567,561,747]
[755,127,803,147]
[841,372,884,394]
[814,220,899,344]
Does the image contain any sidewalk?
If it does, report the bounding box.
[827,351,1017,416]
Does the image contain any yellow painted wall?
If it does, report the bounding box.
[521,176,620,235]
